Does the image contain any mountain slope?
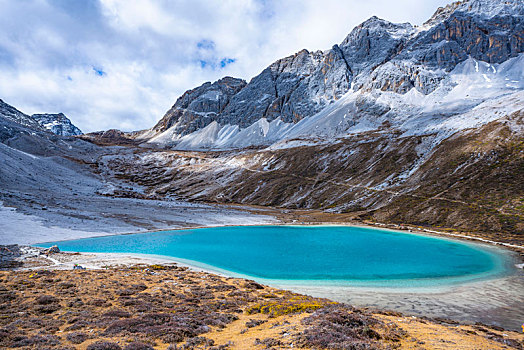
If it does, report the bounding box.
[77,0,524,241]
[98,110,523,240]
[0,99,43,131]
[0,99,273,242]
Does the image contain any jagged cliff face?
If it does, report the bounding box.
[139,0,522,150]
[217,46,351,127]
[31,113,82,136]
[145,19,411,145]
[150,76,247,138]
[148,47,352,145]
[357,0,524,94]
[340,17,415,90]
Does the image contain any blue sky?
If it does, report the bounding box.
[0,0,451,132]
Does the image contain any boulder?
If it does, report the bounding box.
[46,245,60,254]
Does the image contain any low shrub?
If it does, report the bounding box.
[118,284,148,296]
[104,318,144,335]
[66,331,88,344]
[208,284,236,292]
[88,298,111,307]
[0,328,10,342]
[296,304,386,349]
[67,298,84,308]
[34,303,60,314]
[58,282,76,289]
[35,295,59,305]
[182,336,215,349]
[243,281,264,290]
[103,309,131,318]
[245,319,267,328]
[0,291,17,303]
[383,325,408,343]
[102,308,238,344]
[86,341,122,350]
[254,337,282,348]
[11,334,61,347]
[64,320,89,331]
[123,341,155,350]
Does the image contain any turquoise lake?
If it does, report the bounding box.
[36,225,511,287]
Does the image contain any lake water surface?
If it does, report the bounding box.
[36,225,512,287]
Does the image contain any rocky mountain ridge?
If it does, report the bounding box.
[0,99,43,131]
[124,0,524,151]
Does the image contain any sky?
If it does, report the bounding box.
[0,0,452,133]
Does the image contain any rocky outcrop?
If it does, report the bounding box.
[31,113,82,136]
[45,245,60,254]
[363,61,446,94]
[402,11,524,70]
[424,0,524,27]
[339,16,414,90]
[150,76,247,138]
[0,100,98,157]
[0,100,82,138]
[359,0,524,94]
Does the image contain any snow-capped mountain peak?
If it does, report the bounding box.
[31,113,82,136]
[424,0,524,28]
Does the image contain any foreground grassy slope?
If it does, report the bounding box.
[1,263,523,350]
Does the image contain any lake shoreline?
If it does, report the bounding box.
[21,221,524,332]
[3,244,524,332]
[31,220,524,263]
[34,225,516,286]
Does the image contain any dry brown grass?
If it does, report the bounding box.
[0,266,522,349]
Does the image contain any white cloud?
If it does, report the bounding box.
[0,0,451,132]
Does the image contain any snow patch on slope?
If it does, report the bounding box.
[455,0,524,18]
[288,54,524,140]
[174,118,294,150]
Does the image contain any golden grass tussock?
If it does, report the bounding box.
[246,293,336,317]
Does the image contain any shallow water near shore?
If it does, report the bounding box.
[35,224,514,288]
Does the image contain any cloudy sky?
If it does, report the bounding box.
[0,0,451,133]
